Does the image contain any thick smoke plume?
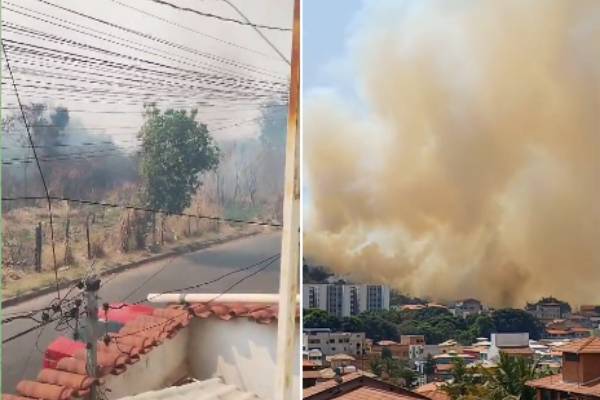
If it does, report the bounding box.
[304,0,600,307]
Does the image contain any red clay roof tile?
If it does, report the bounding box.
[336,387,423,399]
[527,374,600,396]
[16,380,74,400]
[36,368,95,392]
[7,301,292,400]
[558,337,600,354]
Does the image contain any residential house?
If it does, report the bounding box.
[303,329,366,357]
[415,382,451,400]
[450,299,483,318]
[371,340,410,360]
[326,354,357,370]
[526,298,571,323]
[303,372,431,400]
[432,352,477,381]
[487,333,533,362]
[527,337,600,399]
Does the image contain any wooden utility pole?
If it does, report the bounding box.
[84,276,100,400]
[35,222,42,272]
[274,0,300,399]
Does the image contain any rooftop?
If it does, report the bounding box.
[414,382,450,400]
[527,374,600,397]
[302,373,428,400]
[558,337,600,354]
[4,301,296,400]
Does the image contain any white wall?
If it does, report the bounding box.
[106,328,190,399]
[105,318,299,400]
[188,318,299,400]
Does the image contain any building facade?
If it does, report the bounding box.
[303,328,367,357]
[303,284,390,317]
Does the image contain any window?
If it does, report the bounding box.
[564,352,579,362]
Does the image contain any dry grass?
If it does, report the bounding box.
[3,195,260,299]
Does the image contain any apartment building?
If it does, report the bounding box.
[303,284,390,317]
[303,328,366,357]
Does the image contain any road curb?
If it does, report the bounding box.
[2,231,261,308]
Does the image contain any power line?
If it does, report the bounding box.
[31,0,289,83]
[2,34,287,91]
[112,255,280,341]
[1,41,62,301]
[2,196,283,227]
[2,11,286,82]
[142,0,291,32]
[220,0,291,65]
[108,0,280,61]
[118,253,280,305]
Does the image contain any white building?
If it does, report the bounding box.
[303,284,390,317]
[487,332,533,362]
[303,328,366,357]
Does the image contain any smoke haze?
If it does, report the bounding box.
[304,0,600,307]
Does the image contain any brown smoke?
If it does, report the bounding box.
[304,0,600,307]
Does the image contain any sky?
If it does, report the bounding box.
[302,0,363,221]
[2,0,294,144]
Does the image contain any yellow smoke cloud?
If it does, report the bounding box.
[304,0,600,307]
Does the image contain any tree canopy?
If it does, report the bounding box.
[303,307,544,344]
[139,105,219,213]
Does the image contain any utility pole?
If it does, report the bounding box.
[274,0,300,399]
[85,276,101,400]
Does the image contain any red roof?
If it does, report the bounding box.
[415,382,450,400]
[558,337,600,354]
[527,374,600,397]
[303,373,428,400]
[4,302,289,400]
[336,387,425,399]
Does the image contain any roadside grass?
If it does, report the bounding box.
[3,201,263,300]
[3,224,260,299]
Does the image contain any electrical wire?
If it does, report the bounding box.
[1,196,282,227]
[141,0,291,31]
[2,41,62,301]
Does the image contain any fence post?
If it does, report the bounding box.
[160,215,165,245]
[152,213,156,245]
[86,215,92,260]
[187,216,191,237]
[35,222,42,272]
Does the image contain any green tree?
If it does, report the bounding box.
[340,316,365,332]
[492,309,544,340]
[370,356,417,388]
[139,105,219,213]
[484,353,552,400]
[303,309,340,330]
[442,357,482,399]
[472,315,496,338]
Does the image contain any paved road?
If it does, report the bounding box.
[1,232,282,393]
